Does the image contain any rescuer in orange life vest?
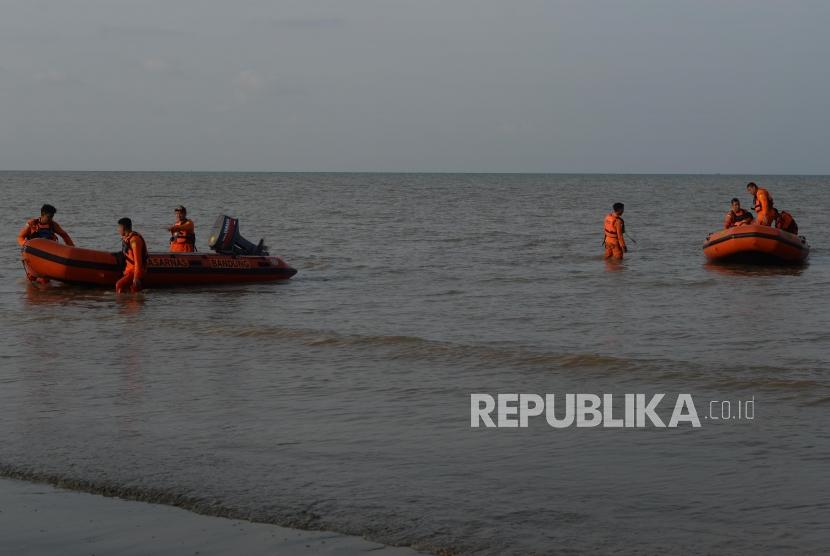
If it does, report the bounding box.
[603,202,627,260]
[167,205,196,252]
[724,197,754,229]
[116,217,148,294]
[17,204,75,247]
[746,182,775,226]
[773,208,799,235]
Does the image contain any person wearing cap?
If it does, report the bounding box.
[167,205,196,252]
[17,204,75,246]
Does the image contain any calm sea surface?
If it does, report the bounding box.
[0,173,828,554]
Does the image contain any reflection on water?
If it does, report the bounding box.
[116,294,145,316]
[703,262,808,277]
[24,282,110,305]
[24,281,148,315]
[603,258,625,272]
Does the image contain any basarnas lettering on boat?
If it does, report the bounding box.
[471,393,712,428]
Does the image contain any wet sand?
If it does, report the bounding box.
[0,477,425,556]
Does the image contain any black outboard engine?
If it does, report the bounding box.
[208,215,268,255]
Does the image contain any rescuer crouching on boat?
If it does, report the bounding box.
[116,218,148,294]
[773,208,799,235]
[168,205,196,252]
[17,204,75,247]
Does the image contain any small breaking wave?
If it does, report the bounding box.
[155,320,830,401]
[0,464,450,555]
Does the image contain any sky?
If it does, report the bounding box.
[1,0,829,173]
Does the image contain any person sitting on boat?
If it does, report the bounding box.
[116,218,148,294]
[773,208,799,235]
[603,203,627,260]
[17,204,75,246]
[746,182,774,226]
[167,205,196,252]
[724,198,754,229]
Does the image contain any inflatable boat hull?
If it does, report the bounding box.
[21,239,297,287]
[703,224,809,264]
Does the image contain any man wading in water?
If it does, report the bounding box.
[603,203,627,260]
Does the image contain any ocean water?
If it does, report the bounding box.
[0,172,828,555]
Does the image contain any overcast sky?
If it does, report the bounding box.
[1,0,828,173]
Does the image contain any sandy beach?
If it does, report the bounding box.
[0,477,425,556]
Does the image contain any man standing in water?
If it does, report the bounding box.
[167,205,196,252]
[603,203,627,260]
[17,204,75,246]
[116,218,148,294]
[747,182,774,226]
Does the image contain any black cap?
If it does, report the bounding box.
[174,205,186,213]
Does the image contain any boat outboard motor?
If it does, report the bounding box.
[208,215,268,256]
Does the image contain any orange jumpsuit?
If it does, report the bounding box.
[117,231,148,293]
[724,209,753,229]
[17,218,74,246]
[753,188,774,226]
[603,213,626,259]
[169,218,196,252]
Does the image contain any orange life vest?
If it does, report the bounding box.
[753,188,773,213]
[604,213,624,242]
[170,219,196,247]
[25,218,57,241]
[122,231,148,268]
[727,209,753,227]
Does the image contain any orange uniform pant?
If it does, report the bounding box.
[756,210,774,226]
[604,241,624,259]
[169,242,195,253]
[116,270,143,293]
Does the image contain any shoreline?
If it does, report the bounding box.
[0,476,428,556]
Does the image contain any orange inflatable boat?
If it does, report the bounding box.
[703,224,809,264]
[21,239,297,287]
[20,215,297,287]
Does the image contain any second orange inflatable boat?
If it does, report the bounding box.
[703,224,809,264]
[21,239,297,287]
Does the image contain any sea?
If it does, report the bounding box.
[0,172,828,554]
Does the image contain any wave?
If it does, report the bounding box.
[0,464,444,555]
[162,320,830,399]
[804,395,830,406]
[203,322,645,371]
